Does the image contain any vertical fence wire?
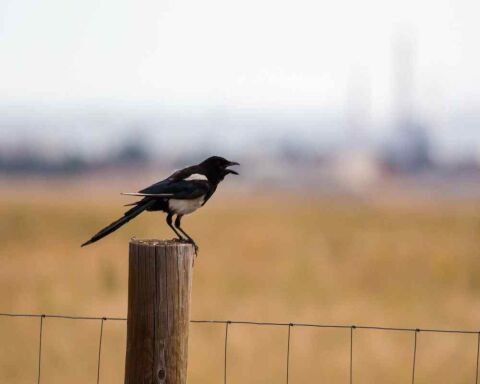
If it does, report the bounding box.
[286,324,292,384]
[411,330,419,384]
[96,318,105,384]
[350,326,355,384]
[37,315,45,384]
[476,332,480,384]
[224,321,230,384]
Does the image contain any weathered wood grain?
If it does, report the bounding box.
[125,239,194,384]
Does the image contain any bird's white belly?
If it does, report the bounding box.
[168,196,205,215]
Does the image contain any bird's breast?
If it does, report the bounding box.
[168,195,205,215]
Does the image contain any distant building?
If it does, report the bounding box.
[328,149,383,191]
[385,28,433,173]
[385,118,432,173]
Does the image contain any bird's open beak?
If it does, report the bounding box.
[226,161,239,175]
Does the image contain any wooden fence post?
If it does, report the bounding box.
[125,239,194,384]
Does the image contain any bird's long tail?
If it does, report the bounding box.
[81,199,156,247]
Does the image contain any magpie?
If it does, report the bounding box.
[81,156,239,251]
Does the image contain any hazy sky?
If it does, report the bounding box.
[1,0,479,155]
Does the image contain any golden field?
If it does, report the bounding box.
[0,181,479,383]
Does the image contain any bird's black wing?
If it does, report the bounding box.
[135,162,207,195]
[167,165,201,181]
[138,179,210,199]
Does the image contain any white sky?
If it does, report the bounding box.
[0,0,479,153]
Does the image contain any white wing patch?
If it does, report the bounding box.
[184,173,208,181]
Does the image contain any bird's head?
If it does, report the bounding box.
[199,156,239,182]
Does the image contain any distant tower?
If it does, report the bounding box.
[389,27,431,172]
[346,65,371,149]
[335,66,381,191]
[393,30,415,123]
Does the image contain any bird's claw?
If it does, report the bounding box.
[175,238,198,257]
[188,240,199,255]
[186,240,198,266]
[187,240,199,263]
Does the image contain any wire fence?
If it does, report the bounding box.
[1,312,480,383]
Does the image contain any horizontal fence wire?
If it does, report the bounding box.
[1,312,480,383]
[1,313,479,334]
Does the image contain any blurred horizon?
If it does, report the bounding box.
[2,0,480,179]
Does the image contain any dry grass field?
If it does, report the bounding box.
[0,181,479,383]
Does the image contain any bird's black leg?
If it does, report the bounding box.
[167,213,184,241]
[175,215,198,254]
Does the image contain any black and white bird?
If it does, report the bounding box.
[81,156,239,250]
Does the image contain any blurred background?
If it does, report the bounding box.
[1,0,479,382]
